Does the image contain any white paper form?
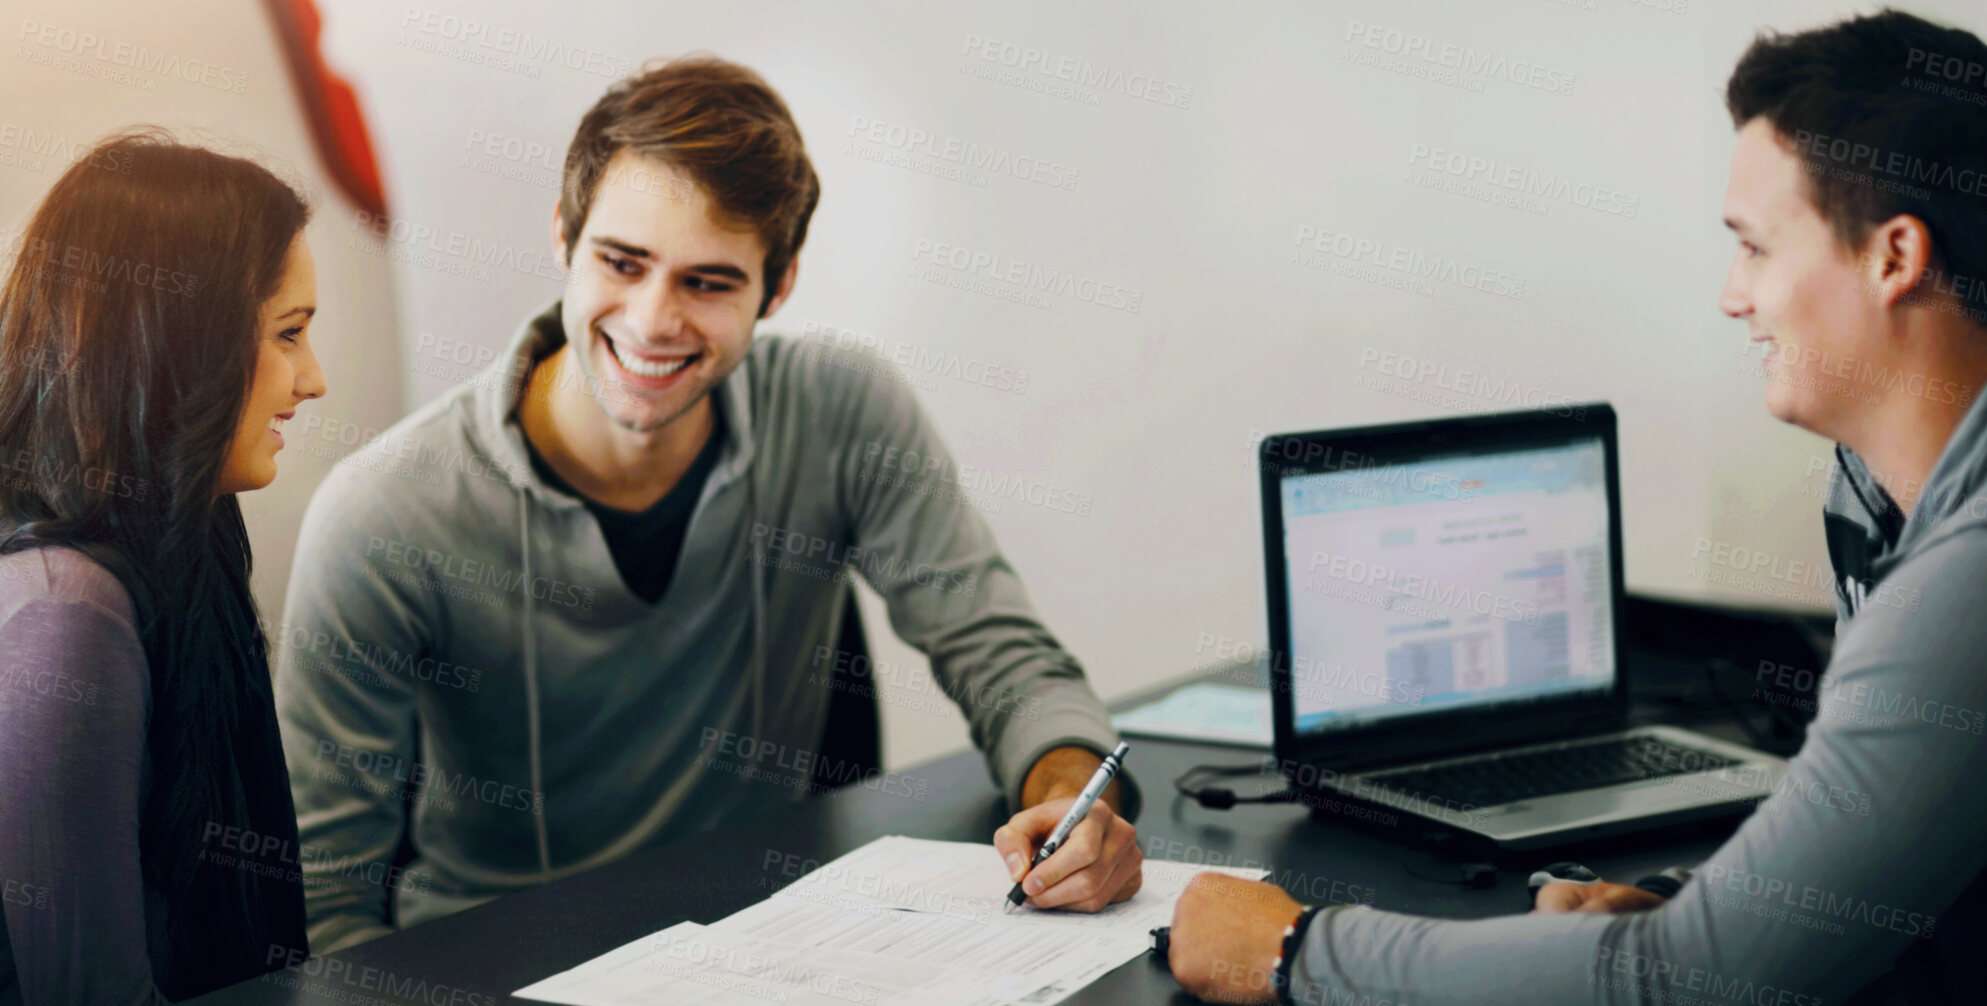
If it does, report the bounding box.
[770,835,1269,936]
[515,835,1272,1006]
[712,899,1146,1003]
[514,921,1026,1006]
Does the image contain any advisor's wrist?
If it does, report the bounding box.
[1022,745,1123,811]
[1270,904,1324,1004]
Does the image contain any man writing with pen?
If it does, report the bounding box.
[275,54,1143,954]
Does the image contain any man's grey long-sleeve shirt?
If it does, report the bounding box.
[276,303,1136,953]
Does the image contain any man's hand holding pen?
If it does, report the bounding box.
[993,743,1144,913]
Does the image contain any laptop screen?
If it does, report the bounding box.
[1277,435,1616,737]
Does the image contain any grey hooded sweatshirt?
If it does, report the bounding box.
[276,302,1136,953]
[1282,392,1987,1005]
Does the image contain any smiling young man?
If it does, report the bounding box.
[276,56,1141,954]
[1169,10,1987,1005]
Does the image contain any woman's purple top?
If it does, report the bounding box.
[0,545,171,1005]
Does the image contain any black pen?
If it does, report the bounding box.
[1150,926,1170,959]
[1004,742,1130,912]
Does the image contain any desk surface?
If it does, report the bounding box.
[189,672,1751,1005]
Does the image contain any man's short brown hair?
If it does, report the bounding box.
[1726,10,1987,312]
[560,54,820,314]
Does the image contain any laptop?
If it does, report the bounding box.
[1259,404,1787,851]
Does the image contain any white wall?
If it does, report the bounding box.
[0,0,406,634]
[87,0,1962,771]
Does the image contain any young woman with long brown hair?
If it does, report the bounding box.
[0,130,327,1002]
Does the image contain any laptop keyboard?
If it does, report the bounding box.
[1364,735,1740,808]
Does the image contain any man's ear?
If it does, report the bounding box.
[1863,213,1936,311]
[550,203,572,278]
[758,257,801,320]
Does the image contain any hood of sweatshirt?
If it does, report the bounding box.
[1823,385,1987,623]
[464,301,773,878]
